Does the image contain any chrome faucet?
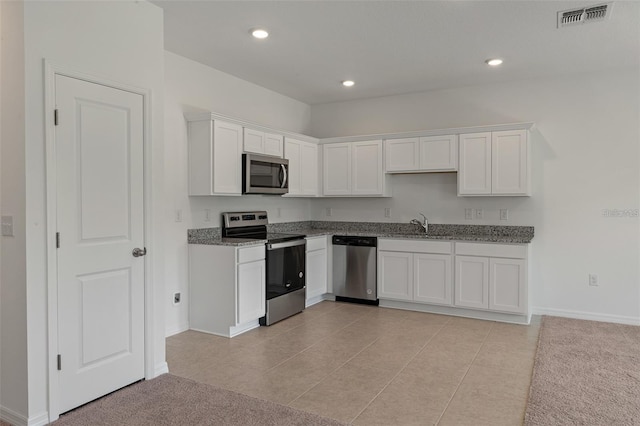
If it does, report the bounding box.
[410,213,428,234]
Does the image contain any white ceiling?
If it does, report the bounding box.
[154,1,640,105]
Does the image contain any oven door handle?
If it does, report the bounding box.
[267,239,306,250]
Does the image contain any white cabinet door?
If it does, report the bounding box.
[237,260,266,324]
[323,143,352,195]
[458,132,492,195]
[213,121,243,195]
[489,258,526,314]
[243,128,265,154]
[300,142,318,196]
[419,135,458,171]
[306,248,327,301]
[352,140,383,195]
[454,255,489,309]
[284,139,301,194]
[264,132,284,157]
[378,251,413,301]
[492,130,529,195]
[414,253,452,306]
[385,137,419,172]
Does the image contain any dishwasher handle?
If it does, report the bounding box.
[332,235,377,247]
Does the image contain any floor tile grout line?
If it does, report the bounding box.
[434,321,496,425]
[347,316,454,425]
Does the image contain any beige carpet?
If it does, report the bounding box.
[525,316,640,425]
[52,374,345,426]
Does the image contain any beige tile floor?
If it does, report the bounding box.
[167,301,540,425]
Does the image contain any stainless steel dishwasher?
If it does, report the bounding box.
[332,236,378,305]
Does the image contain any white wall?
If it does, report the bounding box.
[19,1,166,422]
[0,1,29,423]
[310,68,640,324]
[164,52,312,336]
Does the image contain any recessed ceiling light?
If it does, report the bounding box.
[342,80,355,87]
[485,58,503,67]
[251,29,269,39]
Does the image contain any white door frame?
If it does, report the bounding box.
[43,60,157,421]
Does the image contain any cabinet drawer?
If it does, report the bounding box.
[306,236,327,252]
[378,239,452,254]
[455,242,526,259]
[237,245,265,263]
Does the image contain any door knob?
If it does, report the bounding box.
[132,247,147,257]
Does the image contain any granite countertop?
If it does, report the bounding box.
[188,222,534,246]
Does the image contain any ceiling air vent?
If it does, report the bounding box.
[557,3,612,28]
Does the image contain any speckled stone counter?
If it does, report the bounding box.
[189,222,534,246]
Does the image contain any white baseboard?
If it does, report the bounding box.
[0,407,48,426]
[153,361,169,378]
[532,307,640,325]
[165,321,189,337]
[1,406,27,426]
[305,293,334,308]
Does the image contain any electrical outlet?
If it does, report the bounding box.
[204,209,212,222]
[475,208,483,220]
[173,292,181,304]
[1,216,14,236]
[326,208,332,217]
[175,209,183,223]
[384,208,391,218]
[500,209,509,220]
[589,274,598,286]
[464,209,473,220]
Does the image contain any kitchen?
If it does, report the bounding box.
[1,1,638,425]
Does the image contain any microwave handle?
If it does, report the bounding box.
[280,164,288,188]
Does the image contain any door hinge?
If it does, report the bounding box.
[56,232,60,248]
[54,109,59,126]
[57,354,62,371]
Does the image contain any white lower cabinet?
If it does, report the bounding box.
[237,259,266,324]
[305,236,328,304]
[378,239,529,321]
[189,244,265,337]
[378,239,453,305]
[454,242,528,315]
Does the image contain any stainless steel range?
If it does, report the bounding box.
[222,211,306,325]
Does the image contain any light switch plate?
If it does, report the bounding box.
[204,209,212,222]
[384,208,391,218]
[1,216,13,237]
[500,209,509,220]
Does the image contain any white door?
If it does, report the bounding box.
[352,140,383,195]
[458,132,492,195]
[489,258,527,314]
[454,255,489,310]
[378,251,413,301]
[55,75,145,413]
[414,253,453,306]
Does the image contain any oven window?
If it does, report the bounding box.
[249,160,287,189]
[266,243,305,299]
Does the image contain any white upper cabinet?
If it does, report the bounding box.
[284,137,318,197]
[188,119,242,196]
[491,130,529,195]
[385,135,457,173]
[458,130,530,196]
[385,137,419,172]
[243,128,284,158]
[323,140,388,196]
[323,143,352,195]
[419,135,458,171]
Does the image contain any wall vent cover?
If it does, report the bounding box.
[557,3,612,28]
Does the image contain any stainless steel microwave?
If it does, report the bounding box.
[242,153,289,195]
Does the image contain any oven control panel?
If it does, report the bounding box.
[222,211,269,229]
